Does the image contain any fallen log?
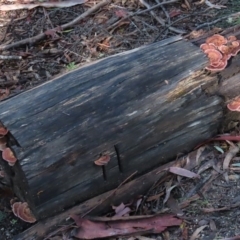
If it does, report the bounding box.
[0,35,223,221]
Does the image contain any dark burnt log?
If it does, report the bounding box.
[0,36,223,221]
[14,149,209,240]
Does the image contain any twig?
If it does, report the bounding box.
[205,0,226,9]
[139,0,184,34]
[0,55,22,60]
[156,0,170,25]
[0,0,112,51]
[137,0,181,15]
[139,0,165,25]
[195,11,240,30]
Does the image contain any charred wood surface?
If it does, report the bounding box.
[0,36,223,220]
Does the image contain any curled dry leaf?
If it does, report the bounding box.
[169,167,200,179]
[94,154,110,166]
[2,147,17,166]
[190,225,207,240]
[12,202,36,223]
[112,203,131,217]
[223,142,239,183]
[223,144,239,171]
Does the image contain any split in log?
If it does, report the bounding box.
[0,35,223,220]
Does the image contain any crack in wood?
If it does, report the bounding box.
[102,165,107,181]
[114,144,122,173]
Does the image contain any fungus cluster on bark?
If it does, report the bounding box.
[200,34,240,72]
[12,202,36,223]
[0,126,17,166]
[227,97,240,112]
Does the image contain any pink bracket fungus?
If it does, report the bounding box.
[227,97,240,112]
[227,35,237,42]
[94,154,110,166]
[204,49,222,64]
[12,202,36,223]
[205,34,227,47]
[2,147,17,166]
[201,34,240,72]
[200,43,216,51]
[205,54,228,72]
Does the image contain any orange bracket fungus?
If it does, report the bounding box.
[12,202,36,223]
[200,34,240,72]
[227,97,240,112]
[2,147,17,166]
[0,126,18,166]
[94,154,110,166]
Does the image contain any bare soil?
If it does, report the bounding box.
[0,0,240,239]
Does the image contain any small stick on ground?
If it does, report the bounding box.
[195,11,240,30]
[0,0,112,51]
[0,55,22,60]
[139,0,184,34]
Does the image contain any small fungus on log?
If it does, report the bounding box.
[2,147,17,166]
[94,154,111,166]
[206,34,227,47]
[201,34,240,72]
[12,202,36,223]
[0,127,8,136]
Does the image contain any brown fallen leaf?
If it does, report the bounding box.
[223,142,239,182]
[147,192,164,202]
[71,214,182,239]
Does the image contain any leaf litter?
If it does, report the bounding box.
[0,0,240,239]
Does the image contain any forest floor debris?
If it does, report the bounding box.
[0,0,240,239]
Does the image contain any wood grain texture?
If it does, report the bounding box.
[0,36,223,219]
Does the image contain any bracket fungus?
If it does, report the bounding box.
[227,97,240,112]
[94,154,110,166]
[12,202,36,223]
[205,34,227,47]
[2,147,17,166]
[0,126,18,166]
[200,34,240,72]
